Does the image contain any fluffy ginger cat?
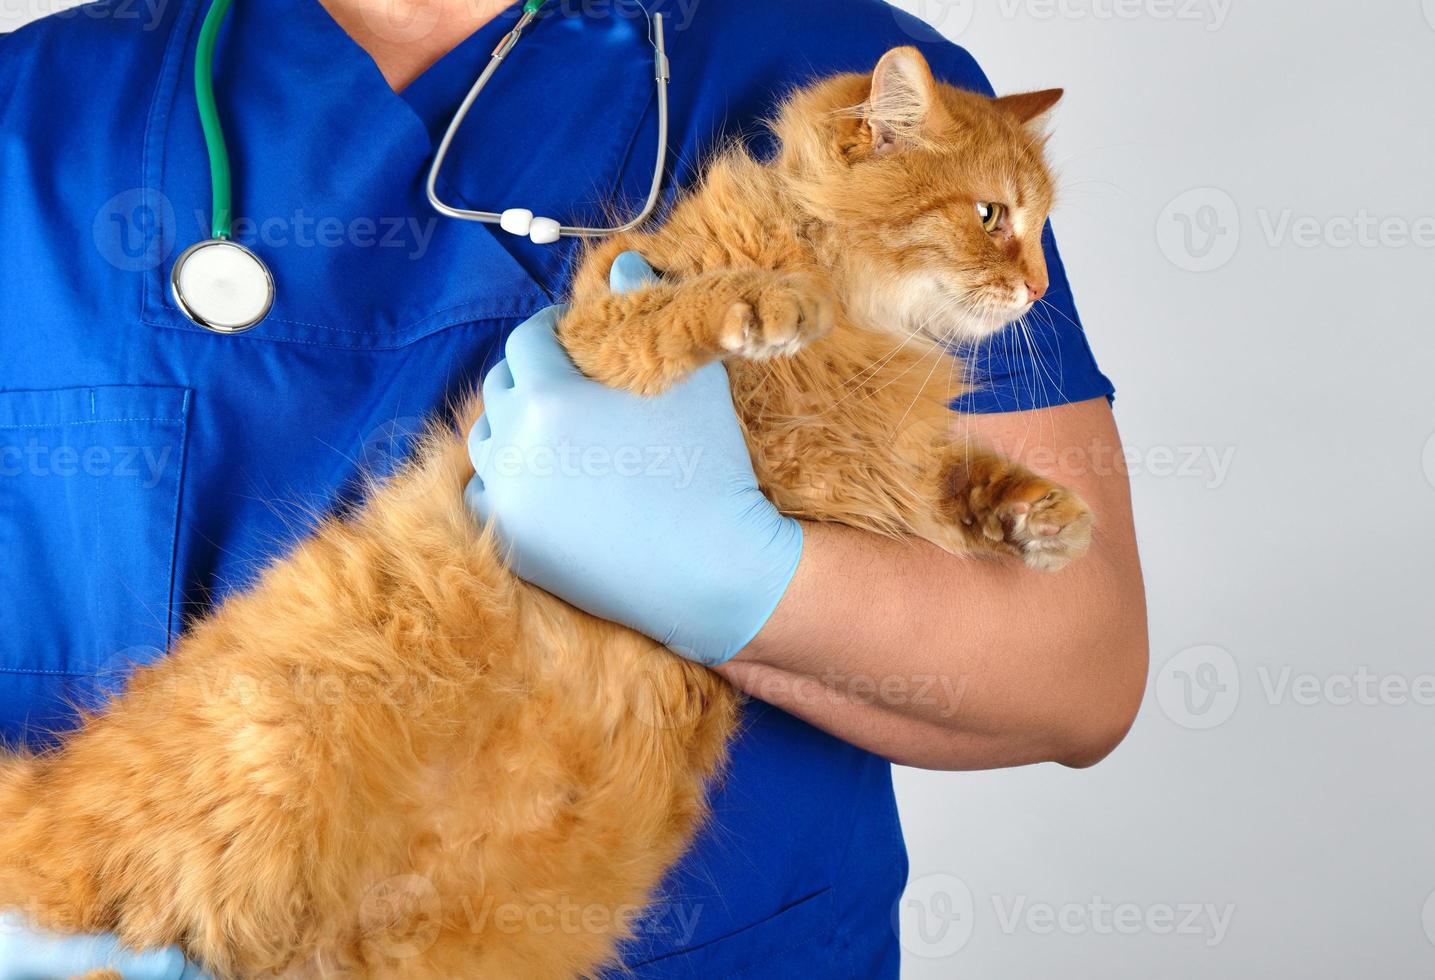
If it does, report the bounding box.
[0,47,1091,979]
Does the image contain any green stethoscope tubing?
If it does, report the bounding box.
[179,0,668,331]
[169,0,272,334]
[194,0,235,240]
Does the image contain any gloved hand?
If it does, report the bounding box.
[0,911,208,980]
[465,252,803,666]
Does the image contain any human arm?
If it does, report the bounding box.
[718,397,1148,771]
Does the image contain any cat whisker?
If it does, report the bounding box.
[869,298,969,416]
[811,315,932,417]
[839,314,929,390]
[892,321,959,435]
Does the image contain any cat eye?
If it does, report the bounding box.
[976,202,1006,233]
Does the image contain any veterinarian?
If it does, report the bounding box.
[0,0,1147,975]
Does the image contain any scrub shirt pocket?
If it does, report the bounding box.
[0,386,190,745]
[625,888,844,979]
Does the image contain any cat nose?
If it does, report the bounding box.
[1024,280,1047,303]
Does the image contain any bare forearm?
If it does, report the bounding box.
[719,521,1144,768]
[717,652,1049,771]
[716,399,1149,771]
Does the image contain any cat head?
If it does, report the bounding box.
[775,47,1063,346]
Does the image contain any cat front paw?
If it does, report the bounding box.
[718,274,835,360]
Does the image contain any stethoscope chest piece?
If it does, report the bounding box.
[170,238,274,334]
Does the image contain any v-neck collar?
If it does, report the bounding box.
[140,0,658,348]
[390,5,526,139]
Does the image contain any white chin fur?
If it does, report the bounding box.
[849,272,1026,346]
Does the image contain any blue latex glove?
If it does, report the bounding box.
[0,911,208,980]
[465,252,803,666]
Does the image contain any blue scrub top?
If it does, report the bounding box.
[0,1,1112,975]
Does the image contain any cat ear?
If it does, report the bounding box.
[992,89,1065,128]
[866,47,940,154]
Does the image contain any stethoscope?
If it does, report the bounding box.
[170,0,671,334]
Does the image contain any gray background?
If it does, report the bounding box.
[5,1,1434,977]
[885,0,1435,977]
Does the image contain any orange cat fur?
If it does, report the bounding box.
[0,48,1090,978]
